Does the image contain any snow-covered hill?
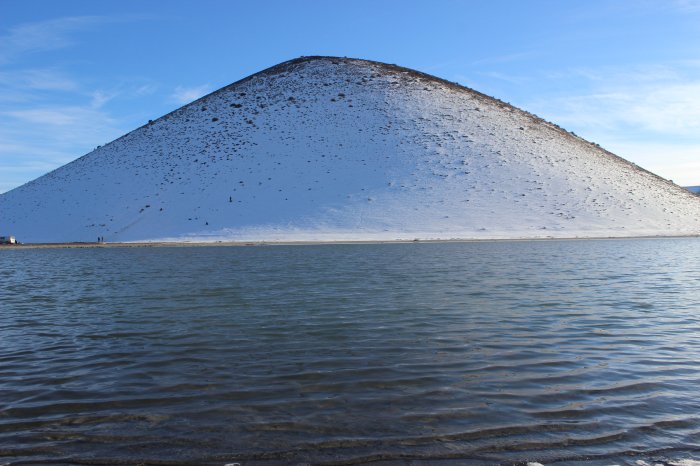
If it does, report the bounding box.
[2,56,700,243]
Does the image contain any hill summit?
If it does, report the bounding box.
[2,56,700,243]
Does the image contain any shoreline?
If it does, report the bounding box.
[2,234,699,249]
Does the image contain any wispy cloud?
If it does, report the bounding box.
[530,63,700,138]
[523,61,700,183]
[0,15,162,193]
[0,103,124,193]
[470,51,538,67]
[0,72,163,192]
[0,16,104,64]
[0,142,79,194]
[0,68,79,93]
[133,83,159,97]
[5,106,118,127]
[477,71,532,85]
[171,84,212,105]
[90,90,117,109]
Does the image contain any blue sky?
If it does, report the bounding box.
[2,0,700,193]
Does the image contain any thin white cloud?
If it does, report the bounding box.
[0,68,79,92]
[4,107,107,126]
[0,102,125,193]
[0,15,158,193]
[477,71,531,85]
[470,51,538,67]
[3,106,119,141]
[0,16,104,64]
[535,85,700,138]
[520,62,700,183]
[134,83,159,96]
[171,84,212,104]
[90,90,116,109]
[528,63,700,138]
[0,69,82,108]
[6,109,69,125]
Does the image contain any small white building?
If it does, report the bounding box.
[0,236,17,244]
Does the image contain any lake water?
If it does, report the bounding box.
[1,238,700,465]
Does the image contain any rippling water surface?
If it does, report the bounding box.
[2,238,700,465]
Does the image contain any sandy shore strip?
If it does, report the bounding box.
[2,235,698,249]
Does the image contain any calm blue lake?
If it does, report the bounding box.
[1,239,700,465]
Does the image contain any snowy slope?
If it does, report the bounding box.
[2,56,700,243]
